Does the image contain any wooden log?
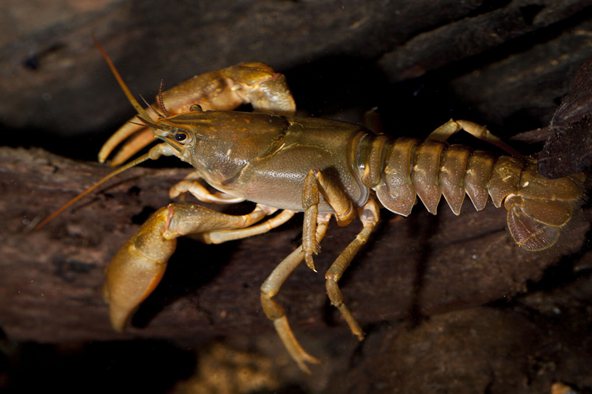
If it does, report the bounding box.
[0,146,587,343]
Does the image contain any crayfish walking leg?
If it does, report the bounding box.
[261,167,383,373]
[324,199,380,341]
[302,169,383,340]
[260,213,331,374]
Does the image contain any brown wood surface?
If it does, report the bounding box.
[1,146,588,342]
[3,1,592,392]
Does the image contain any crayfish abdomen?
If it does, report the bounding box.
[358,129,586,251]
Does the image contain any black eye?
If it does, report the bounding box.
[175,132,187,142]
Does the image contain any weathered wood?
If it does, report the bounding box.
[538,54,592,178]
[327,298,592,394]
[3,0,592,144]
[0,146,587,343]
[2,1,592,392]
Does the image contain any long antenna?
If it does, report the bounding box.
[92,36,156,127]
[34,152,152,230]
[35,37,164,230]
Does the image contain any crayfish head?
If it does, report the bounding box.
[154,111,289,188]
[150,122,196,164]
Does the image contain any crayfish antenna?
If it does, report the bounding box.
[140,94,165,119]
[34,152,153,230]
[35,37,172,230]
[92,36,158,129]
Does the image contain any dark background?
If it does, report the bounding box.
[2,1,592,393]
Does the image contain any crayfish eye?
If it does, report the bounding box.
[175,131,187,142]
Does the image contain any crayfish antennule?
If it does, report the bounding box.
[158,80,169,117]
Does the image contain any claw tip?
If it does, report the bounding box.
[304,254,316,272]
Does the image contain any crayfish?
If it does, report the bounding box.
[37,39,587,373]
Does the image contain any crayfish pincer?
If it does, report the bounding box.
[38,39,587,373]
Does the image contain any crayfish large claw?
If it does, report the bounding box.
[103,203,274,331]
[99,62,296,165]
[103,207,176,331]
